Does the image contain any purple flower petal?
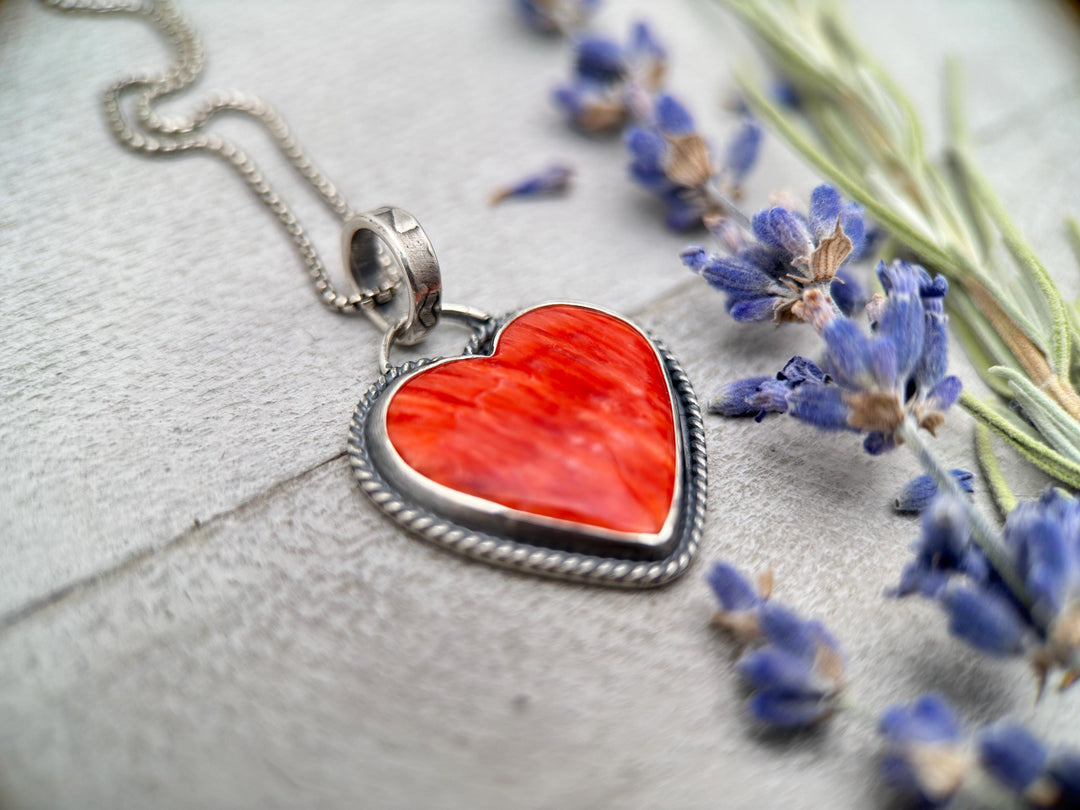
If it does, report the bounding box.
[748,379,791,416]
[840,202,868,259]
[574,36,625,81]
[1015,514,1071,619]
[491,164,573,203]
[749,690,831,727]
[879,694,964,745]
[808,184,842,242]
[728,296,776,322]
[692,255,775,295]
[723,118,763,184]
[627,20,665,62]
[926,375,962,412]
[752,206,813,260]
[875,261,926,379]
[1047,753,1080,803]
[977,722,1048,795]
[787,383,852,431]
[738,645,816,692]
[821,318,873,389]
[709,376,773,417]
[706,562,762,611]
[757,603,817,658]
[940,585,1029,657]
[894,471,974,514]
[654,93,695,136]
[664,196,705,231]
[778,356,828,385]
[625,126,666,169]
[868,337,899,390]
[878,695,967,806]
[863,431,897,455]
[830,268,866,318]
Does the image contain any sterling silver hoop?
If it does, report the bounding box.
[341,206,442,346]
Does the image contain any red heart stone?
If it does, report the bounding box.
[384,304,678,536]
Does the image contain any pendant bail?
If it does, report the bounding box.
[341,206,441,346]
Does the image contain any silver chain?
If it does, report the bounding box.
[39,0,398,314]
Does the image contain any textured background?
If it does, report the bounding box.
[1,1,1079,807]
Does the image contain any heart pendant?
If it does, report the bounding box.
[348,302,707,587]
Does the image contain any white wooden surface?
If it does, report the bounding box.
[1,1,1078,807]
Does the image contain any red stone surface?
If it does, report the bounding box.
[385,304,677,535]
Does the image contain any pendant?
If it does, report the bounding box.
[343,208,706,587]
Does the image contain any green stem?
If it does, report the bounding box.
[954,149,1072,380]
[947,291,1016,398]
[898,419,1031,611]
[734,72,957,273]
[941,59,993,259]
[974,423,1017,518]
[943,56,968,152]
[961,391,1080,488]
[1067,216,1080,273]
[990,366,1080,458]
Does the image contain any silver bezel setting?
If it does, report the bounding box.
[347,304,707,588]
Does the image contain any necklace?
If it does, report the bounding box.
[43,0,707,587]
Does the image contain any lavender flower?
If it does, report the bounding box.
[553,22,666,133]
[894,497,990,599]
[977,722,1049,799]
[626,94,762,230]
[515,0,601,35]
[894,470,974,514]
[770,77,801,109]
[894,490,1080,691]
[710,260,962,454]
[708,561,769,640]
[880,696,1080,807]
[830,266,868,318]
[709,562,844,728]
[879,694,969,806]
[728,78,802,115]
[740,604,844,727]
[1047,753,1080,806]
[709,355,831,422]
[682,184,870,320]
[1006,489,1080,688]
[708,374,774,418]
[490,164,574,204]
[895,497,1028,659]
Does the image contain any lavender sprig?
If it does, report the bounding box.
[553,22,666,134]
[700,197,1045,689]
[489,164,574,205]
[545,13,763,230]
[682,183,870,321]
[707,568,1080,805]
[715,0,1080,494]
[880,695,1080,807]
[625,94,762,230]
[708,563,844,727]
[894,490,1080,692]
[710,257,961,455]
[515,0,600,35]
[894,470,974,514]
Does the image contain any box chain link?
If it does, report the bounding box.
[39,0,399,315]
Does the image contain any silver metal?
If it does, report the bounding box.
[348,304,708,588]
[39,0,399,316]
[378,302,494,375]
[44,0,710,588]
[342,207,442,347]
